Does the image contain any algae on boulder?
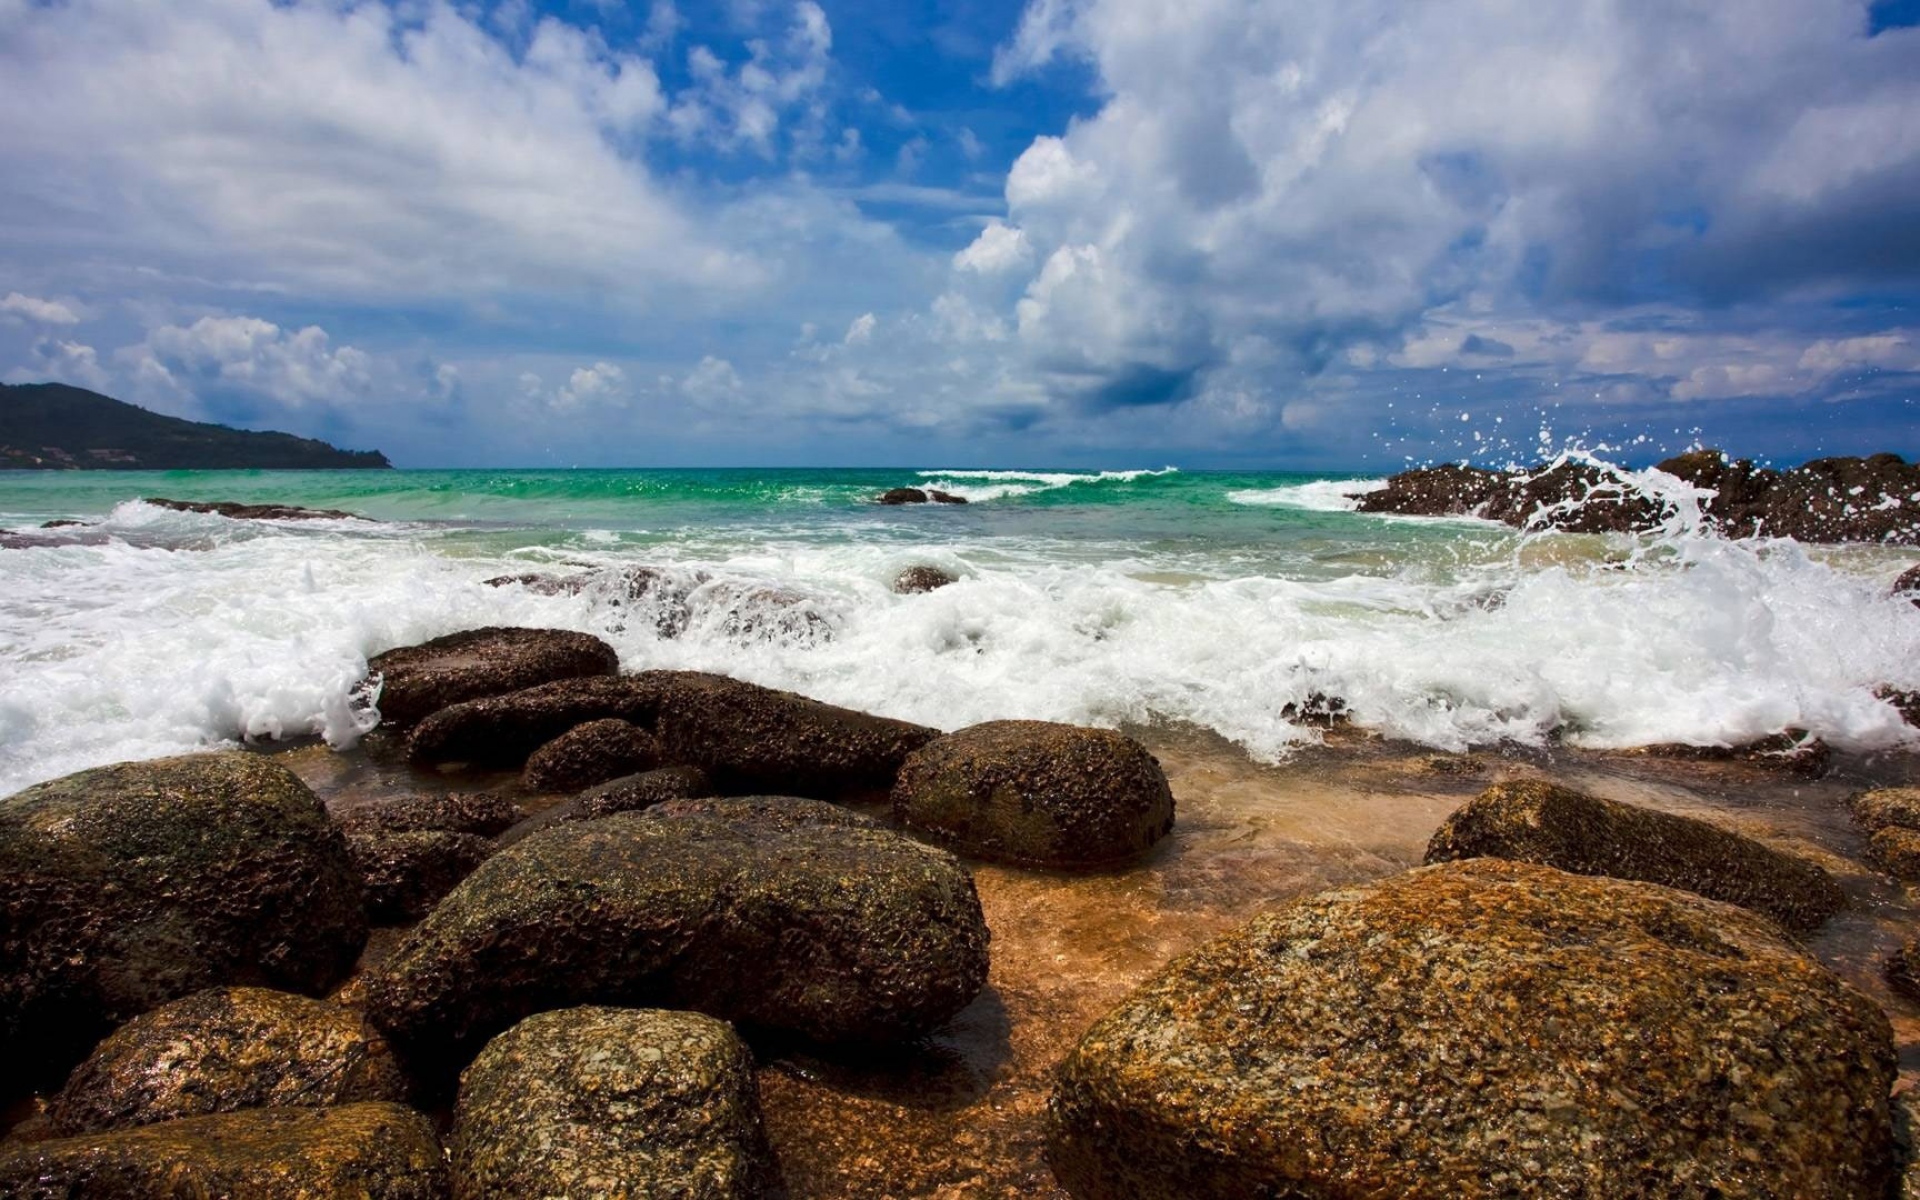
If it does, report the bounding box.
[1048,859,1896,1200]
[366,810,989,1078]
[451,1007,779,1200]
[0,753,366,1088]
[893,720,1175,867]
[495,765,713,847]
[1424,779,1844,933]
[1872,827,1920,882]
[0,1102,447,1199]
[346,829,497,923]
[1853,788,1920,834]
[649,671,938,799]
[643,794,879,832]
[521,718,661,793]
[50,987,407,1135]
[366,626,619,726]
[336,791,525,837]
[406,675,667,767]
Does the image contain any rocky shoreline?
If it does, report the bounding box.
[1355,449,1920,544]
[4,625,1920,1196]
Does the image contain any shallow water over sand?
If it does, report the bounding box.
[277,725,1920,1198]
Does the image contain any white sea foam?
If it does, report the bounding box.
[2,486,1918,795]
[914,467,1178,503]
[1228,478,1386,511]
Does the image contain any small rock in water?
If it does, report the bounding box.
[366,810,989,1079]
[450,1007,780,1200]
[50,987,408,1135]
[520,718,661,793]
[893,720,1176,868]
[893,565,958,594]
[1871,827,1920,882]
[365,626,620,727]
[347,828,497,924]
[0,1103,447,1198]
[1850,788,1920,835]
[1047,859,1897,1199]
[878,487,929,505]
[0,752,367,1089]
[1425,779,1844,933]
[1637,728,1832,776]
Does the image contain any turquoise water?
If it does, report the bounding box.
[2,464,1917,795]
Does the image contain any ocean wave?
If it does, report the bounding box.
[1228,479,1385,512]
[913,466,1179,503]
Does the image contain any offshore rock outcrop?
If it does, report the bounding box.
[1047,859,1896,1199]
[1424,779,1844,933]
[1354,450,1920,544]
[450,1007,780,1200]
[0,753,366,1088]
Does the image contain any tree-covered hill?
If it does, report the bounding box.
[0,383,390,470]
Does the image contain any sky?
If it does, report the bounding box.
[1,0,1917,469]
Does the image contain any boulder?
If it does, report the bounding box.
[878,487,930,505]
[1425,780,1844,933]
[643,794,880,832]
[1350,463,1505,518]
[0,1103,447,1199]
[1896,1088,1920,1200]
[649,671,938,799]
[1850,788,1920,834]
[450,1007,780,1200]
[1638,729,1832,776]
[365,811,988,1079]
[521,719,661,793]
[1894,564,1920,601]
[0,753,366,1088]
[892,720,1176,868]
[1871,827,1920,882]
[495,765,714,847]
[347,829,497,924]
[1888,937,1920,1002]
[928,489,968,504]
[406,675,666,767]
[336,791,525,838]
[893,565,958,594]
[366,627,620,727]
[1047,859,1897,1200]
[49,987,408,1135]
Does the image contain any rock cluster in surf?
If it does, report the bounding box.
[1354,449,1920,544]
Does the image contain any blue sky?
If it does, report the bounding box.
[1,0,1917,469]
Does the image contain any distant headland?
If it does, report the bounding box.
[0,382,391,470]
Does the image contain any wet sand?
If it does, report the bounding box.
[271,725,1920,1198]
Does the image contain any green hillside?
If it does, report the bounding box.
[0,383,390,470]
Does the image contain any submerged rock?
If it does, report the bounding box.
[878,487,929,505]
[1047,859,1896,1200]
[893,720,1175,868]
[366,811,988,1078]
[1424,780,1844,933]
[0,1103,447,1199]
[347,829,497,923]
[1638,729,1832,776]
[365,626,620,727]
[406,675,667,768]
[450,1007,780,1200]
[893,565,958,594]
[520,718,661,793]
[1871,827,1920,882]
[649,671,938,799]
[143,497,366,522]
[496,765,714,846]
[50,987,408,1135]
[0,753,366,1088]
[336,791,525,838]
[1851,788,1920,835]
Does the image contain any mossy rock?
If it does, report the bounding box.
[50,987,407,1134]
[643,794,878,832]
[1852,788,1920,835]
[648,671,937,799]
[336,792,525,838]
[0,1102,447,1198]
[892,720,1175,867]
[1048,859,1896,1199]
[367,626,619,727]
[521,718,661,793]
[1425,779,1843,933]
[1872,827,1920,882]
[406,676,667,767]
[346,829,497,924]
[495,765,714,847]
[0,753,366,1089]
[451,1007,779,1199]
[366,810,988,1080]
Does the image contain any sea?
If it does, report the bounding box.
[3,461,1918,797]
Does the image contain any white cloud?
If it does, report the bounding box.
[953,221,1032,274]
[844,312,876,344]
[552,362,628,412]
[682,355,745,408]
[6,338,110,391]
[0,293,80,326]
[125,316,372,411]
[665,1,834,156]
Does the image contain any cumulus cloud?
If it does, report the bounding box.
[665,1,835,156]
[6,339,110,391]
[844,312,876,344]
[0,293,80,326]
[682,355,746,408]
[124,316,372,413]
[964,0,1920,416]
